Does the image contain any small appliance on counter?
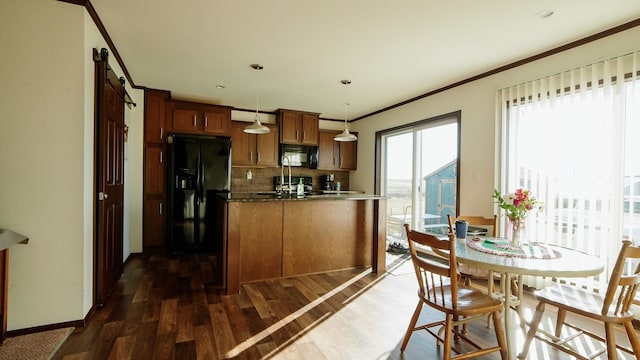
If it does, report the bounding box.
[320,174,335,191]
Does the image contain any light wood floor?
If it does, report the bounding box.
[50,252,638,359]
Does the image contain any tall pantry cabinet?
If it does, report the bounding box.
[143,89,170,251]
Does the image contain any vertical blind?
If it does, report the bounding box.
[496,51,640,290]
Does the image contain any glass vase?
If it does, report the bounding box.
[508,218,526,247]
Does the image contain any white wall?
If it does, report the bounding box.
[0,0,86,329]
[0,0,143,330]
[351,26,640,217]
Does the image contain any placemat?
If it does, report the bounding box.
[466,237,562,259]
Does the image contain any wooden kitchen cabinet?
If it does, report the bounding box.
[318,130,358,170]
[237,202,283,283]
[167,100,232,135]
[143,141,165,250]
[143,89,170,251]
[144,89,170,144]
[277,109,319,145]
[143,198,165,249]
[221,196,387,295]
[230,121,279,167]
[144,147,165,195]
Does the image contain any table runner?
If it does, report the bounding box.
[466,237,561,259]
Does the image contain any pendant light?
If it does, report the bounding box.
[334,79,358,142]
[244,64,270,134]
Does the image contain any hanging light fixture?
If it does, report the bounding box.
[334,79,358,142]
[244,64,270,134]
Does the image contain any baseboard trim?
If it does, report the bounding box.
[7,319,84,338]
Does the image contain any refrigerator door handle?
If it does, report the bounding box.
[198,154,204,202]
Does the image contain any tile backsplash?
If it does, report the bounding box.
[231,167,350,193]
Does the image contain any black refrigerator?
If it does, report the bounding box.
[167,134,231,255]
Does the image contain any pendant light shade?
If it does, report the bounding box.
[334,127,358,142]
[244,64,270,134]
[334,79,357,142]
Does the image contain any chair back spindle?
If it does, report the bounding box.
[600,241,640,317]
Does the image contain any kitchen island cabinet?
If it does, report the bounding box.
[218,194,386,294]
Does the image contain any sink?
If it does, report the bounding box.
[321,190,361,194]
[253,191,301,199]
[254,191,280,195]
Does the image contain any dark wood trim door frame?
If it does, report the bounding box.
[93,48,125,307]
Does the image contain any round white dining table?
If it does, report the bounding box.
[453,238,604,360]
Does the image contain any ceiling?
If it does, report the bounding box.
[89,0,640,121]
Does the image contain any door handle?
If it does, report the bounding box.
[98,192,108,200]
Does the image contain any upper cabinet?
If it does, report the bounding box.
[230,121,279,167]
[144,89,170,144]
[318,130,358,170]
[277,109,319,146]
[167,100,232,135]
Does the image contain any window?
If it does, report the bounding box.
[377,112,460,245]
[497,51,640,290]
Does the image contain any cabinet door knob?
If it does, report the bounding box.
[204,115,208,128]
[192,114,197,127]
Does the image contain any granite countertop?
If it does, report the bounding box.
[219,191,385,202]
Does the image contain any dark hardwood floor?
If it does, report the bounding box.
[50,252,637,359]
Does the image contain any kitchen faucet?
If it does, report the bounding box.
[280,155,293,194]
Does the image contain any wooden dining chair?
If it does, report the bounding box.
[518,240,640,360]
[401,224,508,359]
[446,214,498,281]
[447,214,498,237]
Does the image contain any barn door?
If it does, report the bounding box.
[94,48,125,306]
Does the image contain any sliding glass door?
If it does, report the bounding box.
[379,112,460,245]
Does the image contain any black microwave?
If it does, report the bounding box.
[280,144,318,169]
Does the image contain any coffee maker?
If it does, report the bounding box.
[321,174,335,191]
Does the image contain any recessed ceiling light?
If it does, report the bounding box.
[535,9,554,19]
[215,84,226,89]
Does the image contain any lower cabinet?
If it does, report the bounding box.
[143,144,165,250]
[223,198,384,294]
[282,200,372,276]
[143,198,164,249]
[231,202,283,283]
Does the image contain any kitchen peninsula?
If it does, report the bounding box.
[216,193,386,294]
